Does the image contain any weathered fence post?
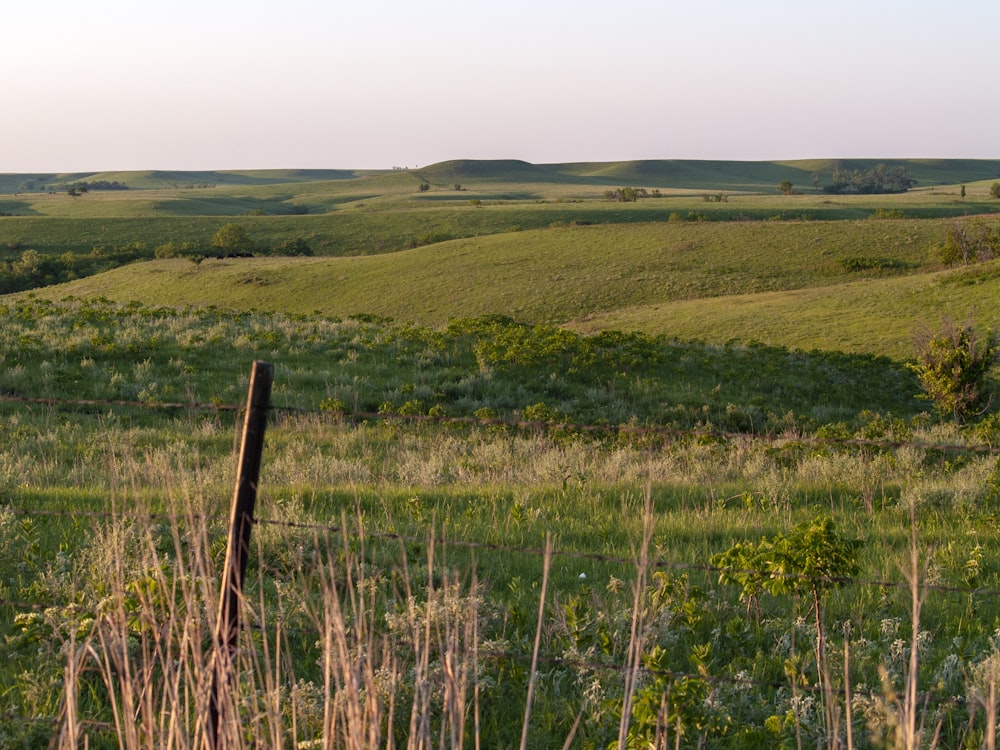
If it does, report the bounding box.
[208,360,274,750]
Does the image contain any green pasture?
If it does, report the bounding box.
[2,297,1000,747]
[22,217,999,358]
[572,259,1000,359]
[4,159,1000,747]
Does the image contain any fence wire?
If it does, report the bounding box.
[5,504,1000,600]
[3,390,999,456]
[1,384,997,737]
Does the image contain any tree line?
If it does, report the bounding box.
[0,225,313,294]
[823,164,916,194]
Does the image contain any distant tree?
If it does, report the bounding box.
[939,220,999,266]
[605,186,644,202]
[211,223,255,254]
[961,185,967,200]
[453,184,463,191]
[418,182,430,192]
[777,180,794,195]
[824,164,916,194]
[990,182,1000,199]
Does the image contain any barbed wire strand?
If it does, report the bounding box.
[5,505,1000,599]
[0,393,241,412]
[250,515,1000,598]
[3,391,999,456]
[0,388,990,732]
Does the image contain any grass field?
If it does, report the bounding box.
[3,159,1000,748]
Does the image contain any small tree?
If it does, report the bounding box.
[909,319,999,423]
[713,517,860,746]
[211,223,254,254]
[990,182,1000,199]
[939,220,999,266]
[777,180,794,195]
[418,182,430,192]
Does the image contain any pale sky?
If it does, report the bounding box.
[2,0,998,172]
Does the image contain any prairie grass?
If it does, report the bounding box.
[2,295,1000,745]
[5,390,1000,747]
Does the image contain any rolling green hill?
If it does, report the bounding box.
[22,217,1000,360]
[5,158,1000,361]
[5,159,1000,197]
[0,168,366,193]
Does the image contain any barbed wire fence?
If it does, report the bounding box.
[2,361,999,744]
[3,391,999,456]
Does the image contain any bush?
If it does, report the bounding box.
[838,256,899,272]
[938,220,999,266]
[908,319,999,423]
[271,238,313,257]
[211,224,254,254]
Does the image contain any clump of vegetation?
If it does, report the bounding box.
[938,219,999,266]
[2,298,1000,747]
[604,187,652,202]
[871,207,906,219]
[823,164,916,194]
[909,318,999,423]
[838,255,901,272]
[211,223,255,256]
[268,237,313,256]
[0,244,158,293]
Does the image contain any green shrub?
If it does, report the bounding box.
[909,319,999,422]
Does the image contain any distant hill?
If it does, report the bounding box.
[22,219,1000,360]
[4,159,999,195]
[0,169,365,193]
[550,160,806,190]
[549,159,1000,190]
[414,159,573,184]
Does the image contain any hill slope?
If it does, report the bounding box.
[0,169,367,193]
[5,159,999,195]
[23,220,1000,359]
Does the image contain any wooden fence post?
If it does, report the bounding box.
[208,360,274,749]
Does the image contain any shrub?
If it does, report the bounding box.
[871,208,906,219]
[838,256,901,272]
[211,223,254,254]
[271,238,313,257]
[938,220,999,266]
[908,319,999,423]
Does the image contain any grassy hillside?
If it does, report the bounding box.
[25,218,1000,359]
[7,159,1000,749]
[4,159,1000,360]
[570,260,1000,359]
[0,168,366,193]
[5,158,999,197]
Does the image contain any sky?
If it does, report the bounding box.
[2,0,998,172]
